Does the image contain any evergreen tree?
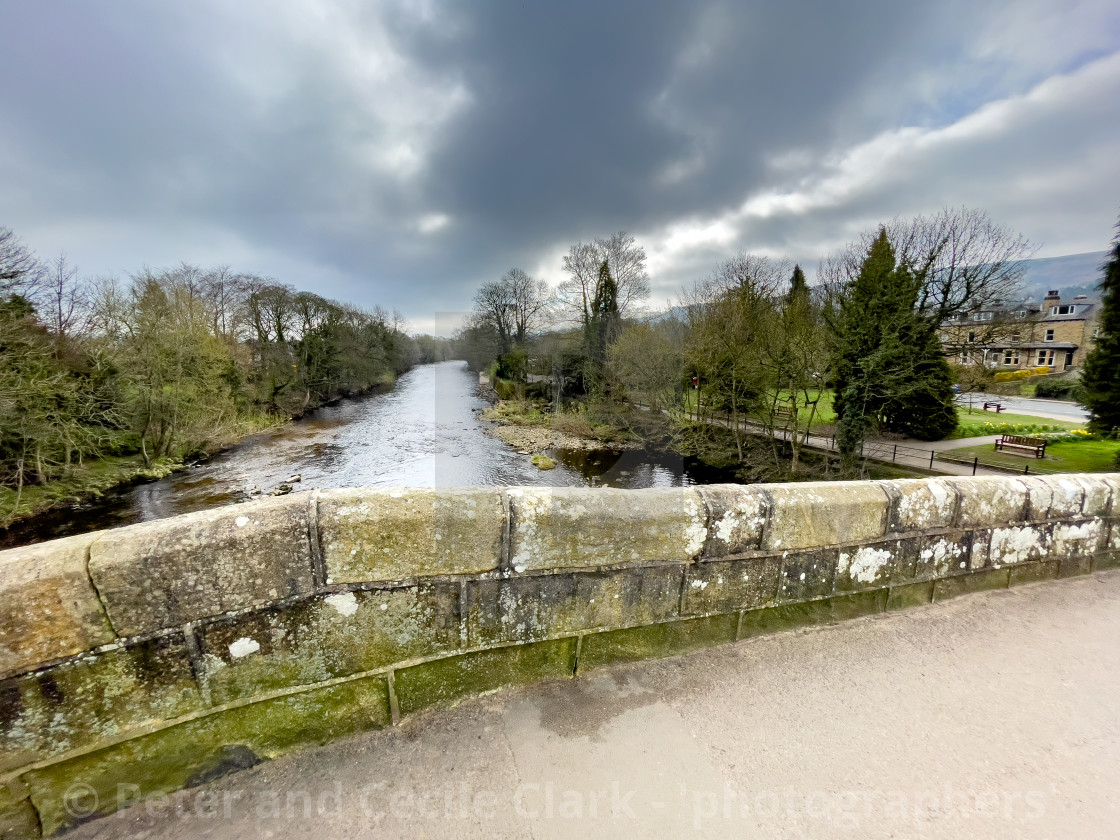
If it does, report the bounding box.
[585,260,620,363]
[787,264,808,305]
[1080,224,1120,433]
[832,229,957,465]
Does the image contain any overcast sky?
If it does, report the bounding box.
[1,0,1118,333]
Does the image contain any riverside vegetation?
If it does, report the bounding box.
[0,226,450,527]
[459,209,1120,479]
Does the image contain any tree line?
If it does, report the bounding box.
[462,208,1045,478]
[0,226,431,502]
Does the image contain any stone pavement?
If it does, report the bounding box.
[67,571,1120,840]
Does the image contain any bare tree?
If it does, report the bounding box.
[473,268,551,354]
[42,253,89,341]
[557,231,651,326]
[824,207,1035,323]
[0,226,42,297]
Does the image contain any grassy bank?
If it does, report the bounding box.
[0,410,285,530]
[942,437,1120,473]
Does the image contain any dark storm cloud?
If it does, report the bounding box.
[0,0,1117,330]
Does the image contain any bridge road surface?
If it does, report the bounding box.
[70,572,1120,840]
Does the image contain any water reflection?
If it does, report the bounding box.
[7,361,735,545]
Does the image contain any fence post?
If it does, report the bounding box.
[972,457,978,476]
[893,444,897,462]
[929,450,935,469]
[1024,463,1030,475]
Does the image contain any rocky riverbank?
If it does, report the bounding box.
[478,400,641,455]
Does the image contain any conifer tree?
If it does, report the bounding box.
[1080,224,1120,433]
[832,229,957,466]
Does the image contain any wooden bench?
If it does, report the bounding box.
[983,401,1004,412]
[995,434,1047,458]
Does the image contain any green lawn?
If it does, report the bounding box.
[941,439,1120,473]
[948,408,1083,440]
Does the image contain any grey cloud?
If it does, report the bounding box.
[0,0,1117,328]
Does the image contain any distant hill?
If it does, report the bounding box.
[1017,251,1108,301]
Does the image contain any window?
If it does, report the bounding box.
[973,311,993,322]
[1009,331,1021,342]
[1037,349,1055,367]
[1002,349,1020,366]
[1050,305,1076,315]
[1044,329,1054,342]
[967,332,976,343]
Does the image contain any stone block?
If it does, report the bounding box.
[1021,476,1085,521]
[915,531,974,579]
[465,567,681,647]
[319,488,504,584]
[507,487,706,573]
[0,633,203,774]
[196,583,461,705]
[682,555,781,615]
[738,600,833,637]
[886,581,935,611]
[0,779,39,840]
[776,548,837,603]
[988,524,1052,567]
[762,482,889,552]
[834,537,918,593]
[577,614,737,670]
[944,477,1027,529]
[1059,556,1093,578]
[698,485,769,557]
[932,568,1010,601]
[23,674,390,835]
[0,533,113,678]
[1009,561,1060,586]
[88,496,315,637]
[393,638,576,716]
[1092,551,1120,571]
[879,478,958,532]
[831,589,889,621]
[1075,476,1114,518]
[1051,519,1107,559]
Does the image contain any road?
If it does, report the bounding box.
[956,392,1089,423]
[70,571,1120,840]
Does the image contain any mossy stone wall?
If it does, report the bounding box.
[1,475,1119,837]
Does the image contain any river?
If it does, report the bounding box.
[12,361,732,544]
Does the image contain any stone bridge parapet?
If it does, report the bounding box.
[1,475,1119,836]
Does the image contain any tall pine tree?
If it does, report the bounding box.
[832,229,957,466]
[1080,223,1120,433]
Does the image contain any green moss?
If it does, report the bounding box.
[831,589,889,621]
[886,581,935,611]
[393,639,576,717]
[1009,561,1060,586]
[530,454,555,470]
[1059,556,1093,578]
[1,635,203,774]
[198,585,461,705]
[932,568,1010,601]
[578,614,738,670]
[738,600,833,638]
[0,780,38,840]
[23,676,390,835]
[1092,551,1120,572]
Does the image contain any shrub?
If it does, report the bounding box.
[1034,379,1083,400]
[992,365,1051,383]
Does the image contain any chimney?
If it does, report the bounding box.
[1043,289,1061,310]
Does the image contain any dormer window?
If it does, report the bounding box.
[1050,305,1076,315]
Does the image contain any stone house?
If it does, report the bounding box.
[942,290,1100,372]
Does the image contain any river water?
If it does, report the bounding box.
[13,361,730,544]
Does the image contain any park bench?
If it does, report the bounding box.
[773,405,796,422]
[983,401,1004,412]
[995,434,1047,458]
